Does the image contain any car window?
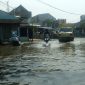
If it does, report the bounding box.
[59,28,73,32]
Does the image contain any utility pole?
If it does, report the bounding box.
[7,0,9,12]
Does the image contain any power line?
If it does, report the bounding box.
[0,1,6,5]
[0,0,81,15]
[0,1,14,9]
[37,0,81,15]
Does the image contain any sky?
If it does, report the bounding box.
[0,0,85,23]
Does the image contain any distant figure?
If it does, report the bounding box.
[28,29,33,41]
[43,29,50,43]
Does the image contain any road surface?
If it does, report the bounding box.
[0,38,85,85]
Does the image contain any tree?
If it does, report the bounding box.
[58,23,75,28]
[42,19,53,27]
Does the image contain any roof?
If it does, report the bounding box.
[32,13,56,22]
[0,10,20,23]
[29,24,41,27]
[0,10,17,19]
[39,27,53,30]
[10,5,31,19]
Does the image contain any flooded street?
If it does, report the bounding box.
[0,38,85,85]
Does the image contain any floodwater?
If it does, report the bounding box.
[0,38,85,85]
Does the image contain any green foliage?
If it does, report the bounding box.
[42,19,53,26]
[59,23,74,28]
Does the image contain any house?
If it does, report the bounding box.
[74,15,85,37]
[10,5,33,42]
[80,15,85,21]
[0,10,20,44]
[31,13,56,27]
[10,5,32,20]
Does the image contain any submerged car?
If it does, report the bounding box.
[58,27,74,42]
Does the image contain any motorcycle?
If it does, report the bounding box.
[44,34,50,43]
[9,32,20,46]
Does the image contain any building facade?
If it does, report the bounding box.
[10,5,32,42]
[0,10,20,44]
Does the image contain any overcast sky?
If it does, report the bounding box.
[0,0,85,23]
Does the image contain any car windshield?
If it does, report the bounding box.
[59,28,73,32]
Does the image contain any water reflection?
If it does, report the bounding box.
[0,45,43,58]
[0,45,21,57]
[58,42,75,55]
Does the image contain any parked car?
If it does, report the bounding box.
[58,27,74,42]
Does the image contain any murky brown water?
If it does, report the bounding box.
[0,38,85,85]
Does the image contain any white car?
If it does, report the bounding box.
[58,27,74,42]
